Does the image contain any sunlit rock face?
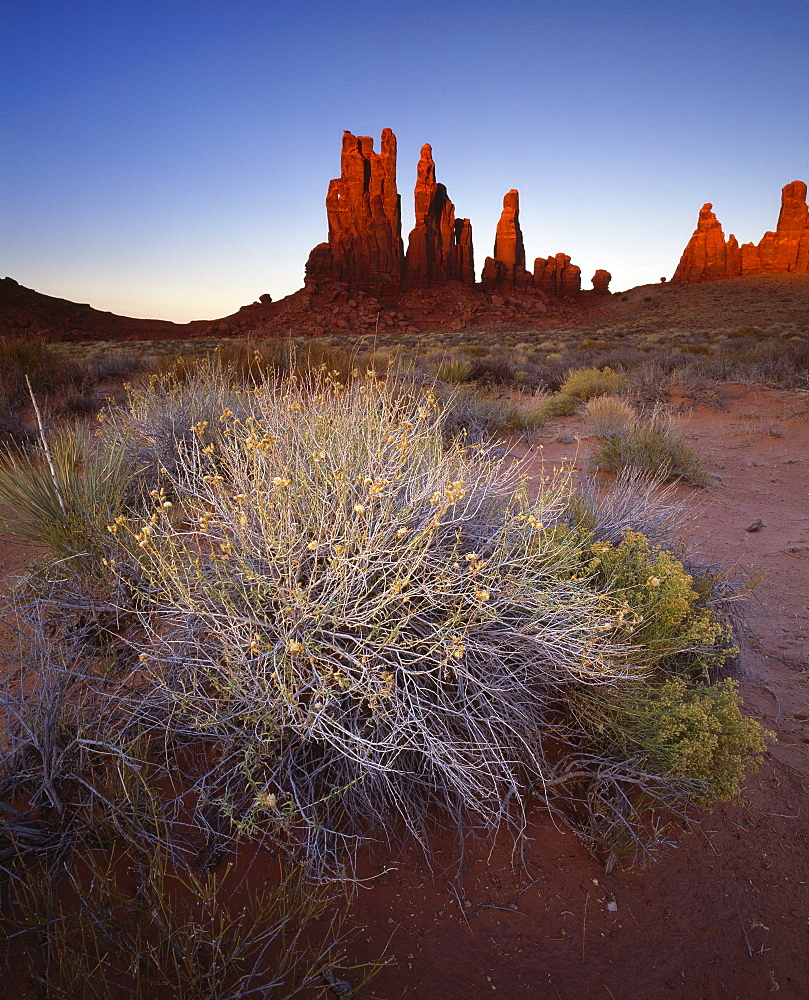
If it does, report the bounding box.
[591,269,612,294]
[306,128,607,299]
[306,129,404,289]
[481,190,534,290]
[673,181,809,283]
[533,253,582,300]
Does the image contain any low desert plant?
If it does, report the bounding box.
[438,386,546,440]
[584,395,636,437]
[0,338,97,444]
[0,425,133,566]
[558,366,628,401]
[590,410,710,487]
[428,356,474,385]
[2,833,373,1000]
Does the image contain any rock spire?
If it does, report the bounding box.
[404,144,474,285]
[481,190,532,288]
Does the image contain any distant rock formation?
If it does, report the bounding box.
[533,254,582,299]
[404,144,474,286]
[306,129,404,288]
[481,190,534,288]
[591,269,612,295]
[672,181,809,283]
[306,128,609,301]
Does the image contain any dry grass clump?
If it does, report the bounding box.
[0,337,98,445]
[583,395,637,437]
[0,365,767,878]
[2,831,368,1000]
[589,408,710,487]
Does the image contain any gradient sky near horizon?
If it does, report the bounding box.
[2,0,807,323]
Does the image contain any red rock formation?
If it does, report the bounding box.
[404,144,474,286]
[452,218,475,284]
[671,203,733,283]
[591,269,612,295]
[533,254,581,299]
[305,129,404,288]
[494,190,526,272]
[482,190,533,288]
[672,182,809,283]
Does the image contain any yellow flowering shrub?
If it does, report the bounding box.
[611,677,771,805]
[585,531,733,671]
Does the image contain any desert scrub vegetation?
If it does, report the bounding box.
[537,366,628,421]
[2,829,370,999]
[0,362,768,897]
[588,406,710,487]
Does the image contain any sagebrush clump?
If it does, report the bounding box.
[1,363,767,873]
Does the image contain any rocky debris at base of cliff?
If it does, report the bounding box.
[673,180,809,283]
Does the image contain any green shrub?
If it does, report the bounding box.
[558,366,628,401]
[538,393,580,419]
[582,530,732,671]
[577,676,770,808]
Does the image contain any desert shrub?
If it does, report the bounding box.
[581,530,733,672]
[0,367,767,869]
[438,386,546,440]
[0,337,97,443]
[584,395,636,437]
[534,367,628,423]
[558,366,628,401]
[538,393,580,419]
[590,410,709,487]
[467,357,516,385]
[573,676,769,810]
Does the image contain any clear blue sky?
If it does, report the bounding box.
[2,0,807,321]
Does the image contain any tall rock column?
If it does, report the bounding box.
[405,144,475,285]
[452,218,475,284]
[494,189,526,271]
[755,180,809,274]
[482,190,532,287]
[306,129,404,288]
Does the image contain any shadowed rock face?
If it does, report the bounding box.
[673,182,809,283]
[404,144,475,286]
